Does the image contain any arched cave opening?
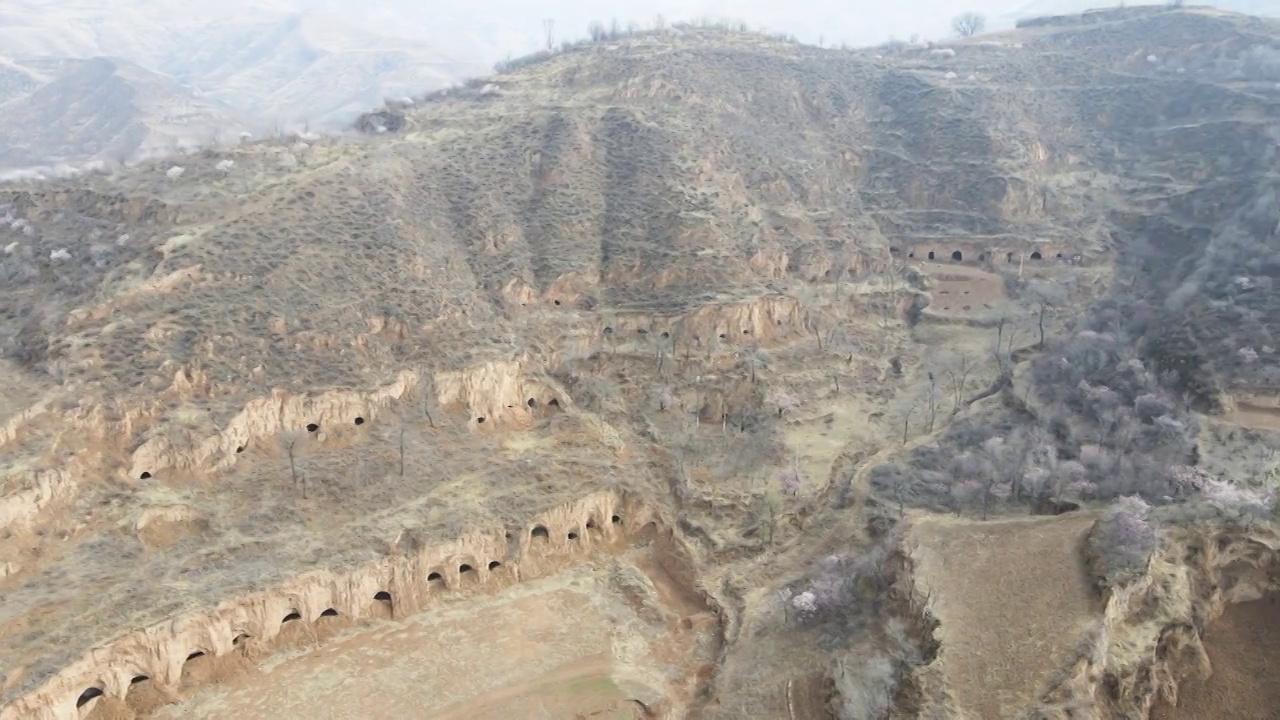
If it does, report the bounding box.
[1055,252,1063,259]
[235,445,244,453]
[427,571,444,584]
[718,333,727,339]
[354,417,365,425]
[661,331,670,338]
[131,675,150,685]
[476,416,486,424]
[232,633,250,646]
[553,299,561,305]
[889,246,901,255]
[603,326,613,335]
[76,687,104,708]
[1006,252,1014,263]
[185,651,205,661]
[978,252,986,261]
[586,518,598,530]
[488,560,502,570]
[927,251,935,260]
[282,611,302,624]
[374,591,392,603]
[320,608,339,617]
[548,398,560,407]
[1030,251,1042,260]
[611,514,622,524]
[951,250,963,261]
[567,530,580,540]
[527,398,537,408]
[531,525,550,539]
[139,471,151,480]
[459,563,474,574]
[742,329,751,335]
[305,423,319,432]
[636,328,648,335]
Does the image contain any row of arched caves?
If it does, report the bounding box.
[70,512,630,713]
[136,392,570,478]
[889,247,1080,263]
[139,416,367,480]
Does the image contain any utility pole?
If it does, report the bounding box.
[543,19,555,50]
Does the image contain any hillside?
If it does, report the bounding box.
[1,6,1280,720]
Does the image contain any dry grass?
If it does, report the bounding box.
[909,511,1102,719]
[1,7,1277,717]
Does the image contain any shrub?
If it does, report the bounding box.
[1087,496,1158,588]
[789,531,901,646]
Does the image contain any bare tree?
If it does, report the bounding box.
[649,383,676,411]
[1027,281,1069,349]
[768,388,801,417]
[278,430,307,489]
[543,19,555,50]
[743,344,771,383]
[952,12,986,37]
[898,399,917,445]
[943,352,976,414]
[925,372,939,433]
[397,419,408,477]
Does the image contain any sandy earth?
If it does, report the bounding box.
[910,512,1101,719]
[1224,404,1280,433]
[153,555,704,719]
[1152,596,1280,720]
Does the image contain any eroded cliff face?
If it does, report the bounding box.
[1029,525,1280,718]
[0,491,711,720]
[435,360,569,427]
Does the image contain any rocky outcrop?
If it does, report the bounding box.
[435,360,570,427]
[0,491,657,720]
[0,469,73,531]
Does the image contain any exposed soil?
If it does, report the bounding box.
[1224,400,1280,433]
[915,263,1009,320]
[910,512,1101,719]
[1152,596,1280,720]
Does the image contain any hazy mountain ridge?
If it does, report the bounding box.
[0,0,482,171]
[0,56,247,172]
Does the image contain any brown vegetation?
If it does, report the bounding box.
[2,5,1280,720]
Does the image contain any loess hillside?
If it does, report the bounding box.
[2,6,1280,719]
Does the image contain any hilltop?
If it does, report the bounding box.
[2,6,1280,719]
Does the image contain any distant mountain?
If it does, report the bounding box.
[1003,0,1280,25]
[172,13,476,124]
[0,56,247,172]
[0,0,484,170]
